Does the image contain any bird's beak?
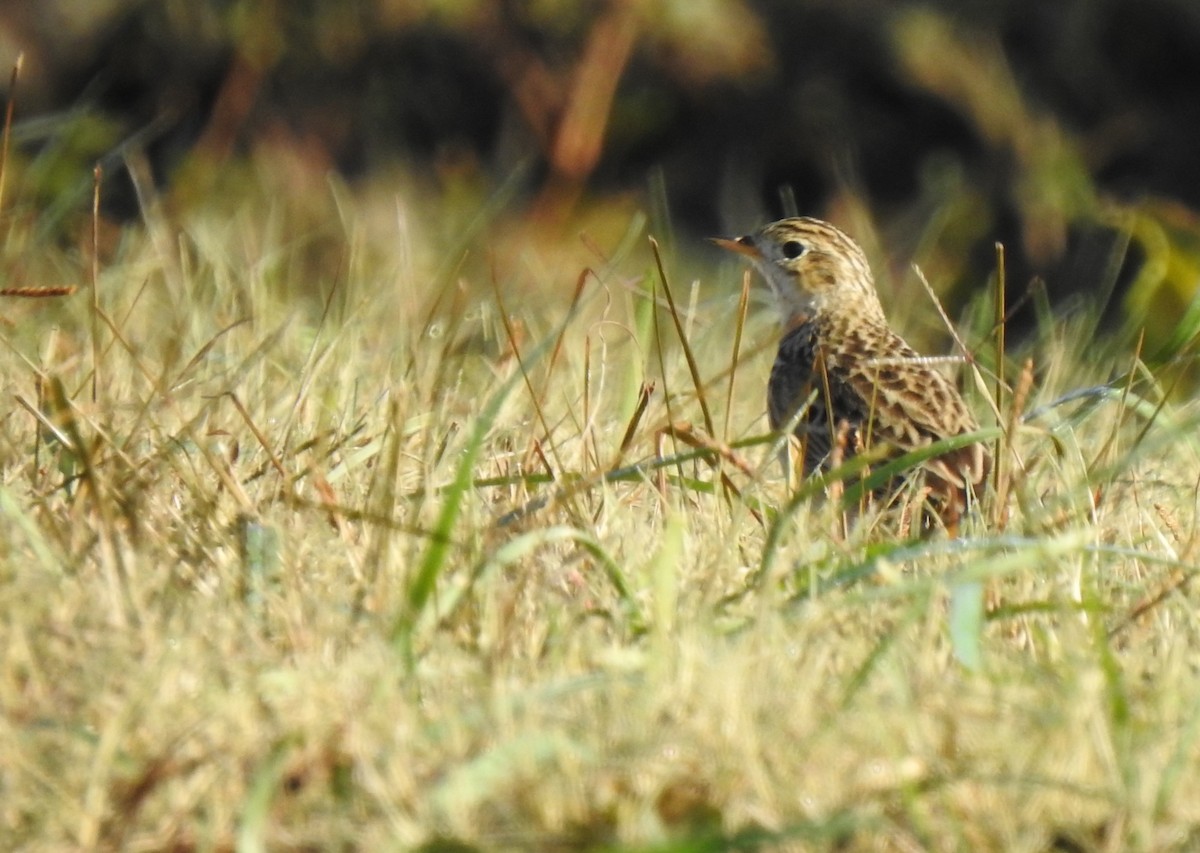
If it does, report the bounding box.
[709,235,761,259]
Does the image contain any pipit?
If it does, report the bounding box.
[713,216,989,523]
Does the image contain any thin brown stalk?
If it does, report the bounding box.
[1001,275,1044,326]
[653,428,669,505]
[412,265,470,458]
[815,344,843,519]
[582,334,598,473]
[659,421,756,479]
[651,261,679,475]
[278,257,345,459]
[91,165,102,403]
[991,242,1006,500]
[311,470,361,575]
[616,381,654,464]
[16,391,72,451]
[548,268,592,378]
[531,438,554,481]
[1091,330,1148,474]
[47,377,134,626]
[722,272,751,443]
[650,236,715,437]
[169,318,254,391]
[827,419,848,540]
[1110,563,1193,638]
[71,297,159,402]
[405,254,461,381]
[658,421,764,526]
[913,265,1003,423]
[492,427,777,528]
[492,272,563,480]
[0,53,21,219]
[0,286,78,297]
[224,392,289,482]
[240,421,368,486]
[356,397,405,618]
[994,357,1033,530]
[1130,357,1184,457]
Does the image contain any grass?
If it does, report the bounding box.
[3,152,1200,852]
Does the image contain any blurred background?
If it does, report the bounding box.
[3,0,1200,356]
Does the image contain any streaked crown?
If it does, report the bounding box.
[717,217,885,327]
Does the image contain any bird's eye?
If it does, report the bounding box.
[781,240,805,259]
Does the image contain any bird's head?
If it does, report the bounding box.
[712,217,884,328]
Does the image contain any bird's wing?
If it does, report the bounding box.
[825,323,989,489]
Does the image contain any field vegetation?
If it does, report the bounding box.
[3,140,1200,853]
[5,2,1200,850]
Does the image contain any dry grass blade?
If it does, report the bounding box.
[993,357,1034,529]
[6,108,1200,849]
[616,380,653,464]
[650,236,715,437]
[1091,329,1145,474]
[16,391,74,451]
[0,285,78,297]
[1110,570,1193,638]
[659,421,764,525]
[546,267,592,384]
[582,334,595,473]
[170,318,255,391]
[723,271,752,443]
[913,265,1002,423]
[658,421,755,479]
[493,268,566,478]
[357,397,407,618]
[91,164,101,403]
[222,392,289,482]
[992,242,1006,499]
[44,377,135,626]
[0,53,20,218]
[492,428,776,528]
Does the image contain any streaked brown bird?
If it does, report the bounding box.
[713,216,989,524]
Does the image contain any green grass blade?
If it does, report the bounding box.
[0,483,62,574]
[236,740,292,853]
[393,300,585,649]
[948,579,985,670]
[841,425,1005,508]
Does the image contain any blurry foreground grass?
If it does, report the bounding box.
[4,162,1200,852]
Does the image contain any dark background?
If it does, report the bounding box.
[4,0,1200,352]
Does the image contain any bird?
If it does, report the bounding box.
[712,216,989,525]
